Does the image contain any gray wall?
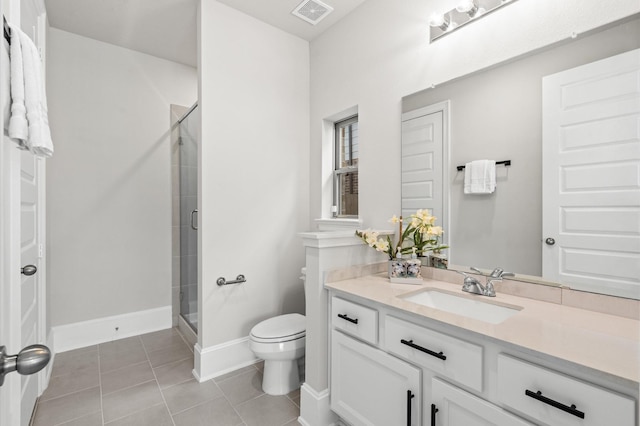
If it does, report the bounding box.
[403,17,640,276]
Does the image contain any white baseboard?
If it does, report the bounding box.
[299,383,338,426]
[193,337,258,382]
[51,306,172,353]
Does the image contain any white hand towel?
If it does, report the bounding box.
[8,24,53,157]
[464,160,496,194]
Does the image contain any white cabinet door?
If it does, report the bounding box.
[331,330,421,426]
[542,48,640,299]
[432,378,533,426]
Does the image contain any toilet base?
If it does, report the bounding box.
[262,358,300,395]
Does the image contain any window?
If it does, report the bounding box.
[334,116,359,217]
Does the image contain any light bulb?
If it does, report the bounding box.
[429,12,449,31]
[456,0,479,17]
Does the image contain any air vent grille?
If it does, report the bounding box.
[292,0,334,25]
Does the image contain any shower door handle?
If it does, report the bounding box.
[190,209,198,230]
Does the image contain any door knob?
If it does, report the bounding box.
[0,344,51,386]
[545,238,556,246]
[21,265,37,276]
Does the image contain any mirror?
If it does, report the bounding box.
[401,17,640,299]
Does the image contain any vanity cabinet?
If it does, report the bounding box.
[328,293,637,426]
[331,329,421,426]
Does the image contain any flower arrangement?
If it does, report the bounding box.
[355,209,448,260]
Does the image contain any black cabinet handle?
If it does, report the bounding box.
[401,339,446,360]
[406,390,415,426]
[525,389,585,419]
[337,313,358,324]
[431,403,439,426]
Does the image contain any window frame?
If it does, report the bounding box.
[333,115,359,218]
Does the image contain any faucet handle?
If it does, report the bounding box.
[470,266,484,275]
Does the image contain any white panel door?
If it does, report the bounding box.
[401,105,447,230]
[542,48,640,299]
[19,149,43,425]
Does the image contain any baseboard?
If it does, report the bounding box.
[51,306,172,353]
[299,383,338,426]
[193,337,258,382]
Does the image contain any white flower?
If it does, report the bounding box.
[389,215,401,224]
[374,239,389,252]
[427,226,443,236]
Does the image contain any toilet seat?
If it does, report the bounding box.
[250,313,305,343]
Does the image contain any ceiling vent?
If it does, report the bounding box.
[292,0,334,25]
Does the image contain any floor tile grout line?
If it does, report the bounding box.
[102,402,168,426]
[141,333,177,426]
[98,348,105,426]
[168,393,227,417]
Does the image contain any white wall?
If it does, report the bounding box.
[309,0,640,230]
[198,0,309,354]
[46,28,197,327]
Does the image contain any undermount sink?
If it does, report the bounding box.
[400,289,522,324]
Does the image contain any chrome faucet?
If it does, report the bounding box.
[458,267,514,297]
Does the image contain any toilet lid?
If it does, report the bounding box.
[250,313,306,341]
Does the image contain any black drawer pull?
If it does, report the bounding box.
[431,403,439,426]
[401,339,446,361]
[337,313,358,324]
[406,390,414,426]
[525,389,585,419]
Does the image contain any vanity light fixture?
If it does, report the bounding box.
[429,0,518,42]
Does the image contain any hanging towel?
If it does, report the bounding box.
[8,24,53,157]
[464,159,496,194]
[8,23,27,146]
[1,37,10,132]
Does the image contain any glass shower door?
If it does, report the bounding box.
[179,105,198,331]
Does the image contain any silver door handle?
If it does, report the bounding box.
[21,265,37,276]
[0,345,51,386]
[190,209,198,230]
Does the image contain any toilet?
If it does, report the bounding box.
[249,313,306,395]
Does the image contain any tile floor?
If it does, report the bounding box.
[32,328,301,426]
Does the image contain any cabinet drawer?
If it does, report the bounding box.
[331,296,378,344]
[385,315,483,391]
[497,354,636,426]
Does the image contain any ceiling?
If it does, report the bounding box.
[45,0,367,68]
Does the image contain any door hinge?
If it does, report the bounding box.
[38,244,44,259]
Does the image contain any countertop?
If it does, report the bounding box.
[325,273,640,384]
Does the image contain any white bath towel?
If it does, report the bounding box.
[8,24,53,157]
[2,37,10,133]
[464,159,496,194]
[8,23,27,146]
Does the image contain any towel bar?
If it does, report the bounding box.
[457,160,511,171]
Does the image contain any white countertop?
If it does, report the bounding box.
[325,273,640,384]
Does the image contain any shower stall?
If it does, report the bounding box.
[177,104,198,332]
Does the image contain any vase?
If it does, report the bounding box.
[429,252,448,269]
